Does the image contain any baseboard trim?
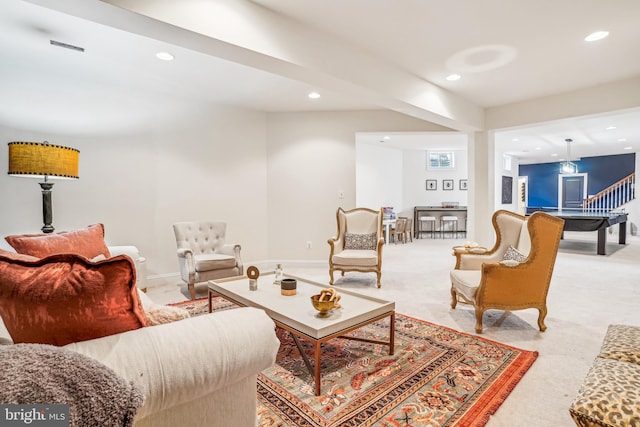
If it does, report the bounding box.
[145,259,327,289]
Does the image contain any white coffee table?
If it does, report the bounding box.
[208,272,395,396]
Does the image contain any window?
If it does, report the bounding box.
[503,154,512,171]
[427,151,455,169]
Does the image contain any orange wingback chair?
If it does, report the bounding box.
[328,207,384,288]
[450,210,564,333]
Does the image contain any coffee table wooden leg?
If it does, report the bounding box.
[208,290,213,313]
[389,312,395,355]
[314,341,322,396]
[290,334,313,374]
[289,333,323,396]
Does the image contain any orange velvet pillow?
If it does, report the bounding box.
[0,249,39,262]
[5,224,111,259]
[0,252,148,346]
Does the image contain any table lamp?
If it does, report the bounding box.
[8,141,79,233]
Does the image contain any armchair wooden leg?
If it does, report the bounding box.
[537,306,548,332]
[376,272,382,288]
[188,283,196,300]
[450,286,458,309]
[474,309,484,334]
[329,268,335,285]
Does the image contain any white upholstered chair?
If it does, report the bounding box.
[328,207,384,288]
[173,221,243,300]
[450,210,564,333]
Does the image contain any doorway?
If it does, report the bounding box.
[517,176,528,215]
[558,173,587,211]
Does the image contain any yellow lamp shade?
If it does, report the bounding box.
[8,141,79,179]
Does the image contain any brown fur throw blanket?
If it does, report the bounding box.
[0,344,144,427]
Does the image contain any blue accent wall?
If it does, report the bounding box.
[519,153,636,208]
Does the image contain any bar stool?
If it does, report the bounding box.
[462,216,468,238]
[440,215,459,239]
[418,216,437,239]
[404,217,413,242]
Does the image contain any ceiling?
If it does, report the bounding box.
[1,0,639,164]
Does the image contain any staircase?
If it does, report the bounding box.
[583,173,635,212]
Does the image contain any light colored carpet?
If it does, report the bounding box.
[147,230,640,427]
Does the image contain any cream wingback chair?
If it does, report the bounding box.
[173,221,243,300]
[328,207,384,288]
[450,210,564,333]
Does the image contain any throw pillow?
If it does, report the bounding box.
[5,223,111,259]
[145,305,191,326]
[0,252,148,346]
[502,245,527,263]
[344,232,377,250]
[137,288,190,326]
[0,343,144,427]
[0,249,39,262]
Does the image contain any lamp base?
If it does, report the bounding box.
[39,182,55,234]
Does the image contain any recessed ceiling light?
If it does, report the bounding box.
[308,92,321,99]
[584,31,609,42]
[512,138,519,142]
[535,147,542,150]
[446,74,461,81]
[156,52,174,61]
[623,146,633,150]
[383,136,390,140]
[606,126,616,130]
[551,153,558,157]
[618,138,627,142]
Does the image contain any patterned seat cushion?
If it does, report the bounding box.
[599,324,640,365]
[569,357,640,427]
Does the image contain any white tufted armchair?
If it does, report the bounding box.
[172,221,243,300]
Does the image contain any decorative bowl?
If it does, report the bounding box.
[310,294,335,317]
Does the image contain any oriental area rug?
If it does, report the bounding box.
[174,297,537,427]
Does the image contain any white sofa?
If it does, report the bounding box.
[108,245,148,291]
[0,244,280,426]
[0,306,280,427]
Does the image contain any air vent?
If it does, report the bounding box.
[50,40,84,52]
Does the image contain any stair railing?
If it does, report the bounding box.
[583,173,635,212]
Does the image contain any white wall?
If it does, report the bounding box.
[355,142,469,221]
[494,152,518,212]
[265,110,447,261]
[403,148,468,217]
[629,153,640,235]
[0,103,269,284]
[355,143,403,212]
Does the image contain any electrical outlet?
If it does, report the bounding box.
[306,241,312,249]
[338,190,345,199]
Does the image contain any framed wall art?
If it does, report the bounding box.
[426,179,437,190]
[443,179,454,190]
[459,179,468,190]
[502,176,513,204]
